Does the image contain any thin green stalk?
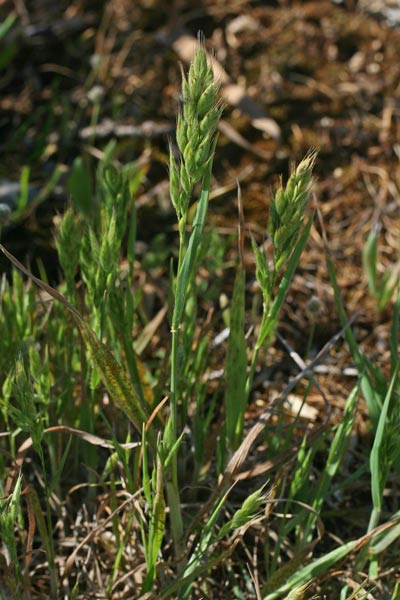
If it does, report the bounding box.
[39,452,59,599]
[166,159,215,555]
[165,42,222,558]
[246,309,268,399]
[167,321,183,549]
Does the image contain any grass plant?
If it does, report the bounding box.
[0,39,400,600]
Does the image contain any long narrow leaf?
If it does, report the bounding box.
[326,251,381,427]
[150,456,166,566]
[370,362,400,513]
[262,539,358,599]
[49,434,72,494]
[389,284,400,377]
[362,229,378,298]
[225,263,247,450]
[172,149,215,330]
[142,454,166,593]
[370,515,400,555]
[303,383,359,540]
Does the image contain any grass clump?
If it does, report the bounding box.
[0,39,400,600]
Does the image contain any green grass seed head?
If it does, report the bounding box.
[269,151,316,271]
[219,487,266,538]
[169,44,223,225]
[172,44,222,210]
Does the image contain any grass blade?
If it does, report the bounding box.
[303,383,359,541]
[262,539,358,599]
[172,150,215,331]
[369,361,400,518]
[326,251,381,427]
[225,263,247,450]
[49,434,72,494]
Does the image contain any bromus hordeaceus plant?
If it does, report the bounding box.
[164,40,223,558]
[248,152,317,395]
[222,152,317,457]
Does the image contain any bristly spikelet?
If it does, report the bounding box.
[229,487,266,529]
[268,150,317,271]
[176,113,188,154]
[170,42,223,219]
[218,487,266,538]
